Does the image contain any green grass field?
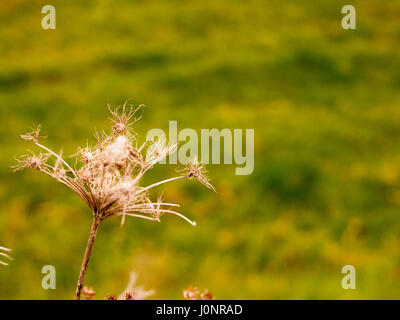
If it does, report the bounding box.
[0,0,399,299]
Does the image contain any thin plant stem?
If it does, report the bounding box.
[136,175,186,196]
[35,142,79,179]
[74,216,101,300]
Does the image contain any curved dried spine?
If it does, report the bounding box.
[0,246,13,266]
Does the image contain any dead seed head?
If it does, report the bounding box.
[200,289,214,300]
[124,291,135,300]
[182,286,200,300]
[108,102,143,136]
[104,294,118,300]
[81,286,96,299]
[13,103,214,227]
[12,151,50,172]
[20,124,45,143]
[117,271,155,300]
[183,157,216,192]
[182,286,214,300]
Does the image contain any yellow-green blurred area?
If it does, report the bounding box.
[0,0,399,299]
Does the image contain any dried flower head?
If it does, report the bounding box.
[124,291,135,300]
[200,289,214,300]
[117,271,155,300]
[87,272,155,301]
[182,286,214,300]
[20,124,45,143]
[182,286,200,300]
[14,105,214,226]
[181,156,216,192]
[13,103,215,300]
[0,246,13,266]
[104,294,118,300]
[108,101,142,136]
[12,151,51,172]
[81,286,96,300]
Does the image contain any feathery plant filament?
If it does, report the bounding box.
[0,246,13,266]
[13,103,215,300]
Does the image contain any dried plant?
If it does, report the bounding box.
[182,286,200,300]
[182,286,214,300]
[117,271,155,300]
[102,271,155,300]
[81,286,96,300]
[13,102,215,300]
[200,289,214,300]
[104,293,118,300]
[0,246,12,266]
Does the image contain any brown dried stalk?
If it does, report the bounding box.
[13,102,215,300]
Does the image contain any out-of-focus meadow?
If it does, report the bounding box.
[0,0,399,299]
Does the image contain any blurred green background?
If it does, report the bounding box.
[0,0,399,299]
